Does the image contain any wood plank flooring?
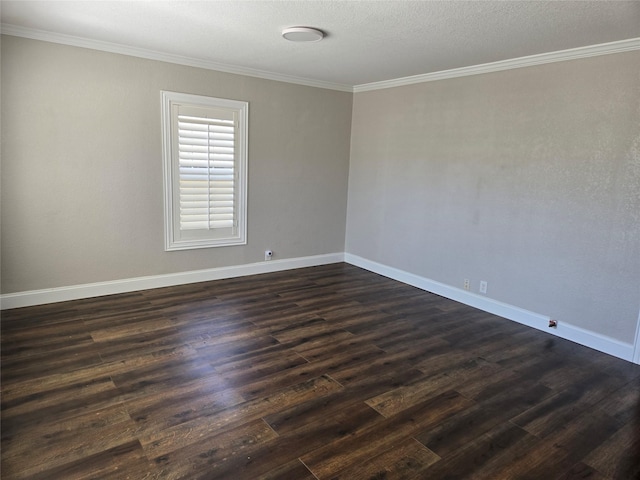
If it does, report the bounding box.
[2,263,639,479]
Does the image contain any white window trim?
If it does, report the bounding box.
[161,90,248,251]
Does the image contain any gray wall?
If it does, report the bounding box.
[1,36,352,293]
[3,35,639,346]
[346,51,640,343]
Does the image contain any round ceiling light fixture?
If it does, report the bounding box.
[282,26,325,42]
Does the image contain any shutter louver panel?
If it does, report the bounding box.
[177,114,236,231]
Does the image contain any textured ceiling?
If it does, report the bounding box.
[2,1,640,89]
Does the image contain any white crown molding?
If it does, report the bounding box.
[4,24,639,95]
[0,253,344,310]
[0,23,353,93]
[354,37,640,92]
[345,253,637,364]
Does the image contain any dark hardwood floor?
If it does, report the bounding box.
[2,263,639,479]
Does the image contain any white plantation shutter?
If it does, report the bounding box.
[177,108,236,231]
[162,92,248,251]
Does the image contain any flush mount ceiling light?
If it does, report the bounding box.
[282,27,325,42]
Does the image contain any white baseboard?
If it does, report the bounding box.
[634,311,640,364]
[0,253,345,310]
[345,253,636,363]
[3,251,636,364]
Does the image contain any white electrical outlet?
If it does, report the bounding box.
[479,281,488,294]
[463,279,470,291]
[265,250,273,261]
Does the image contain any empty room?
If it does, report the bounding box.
[1,1,639,479]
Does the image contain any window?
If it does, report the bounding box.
[161,91,248,251]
